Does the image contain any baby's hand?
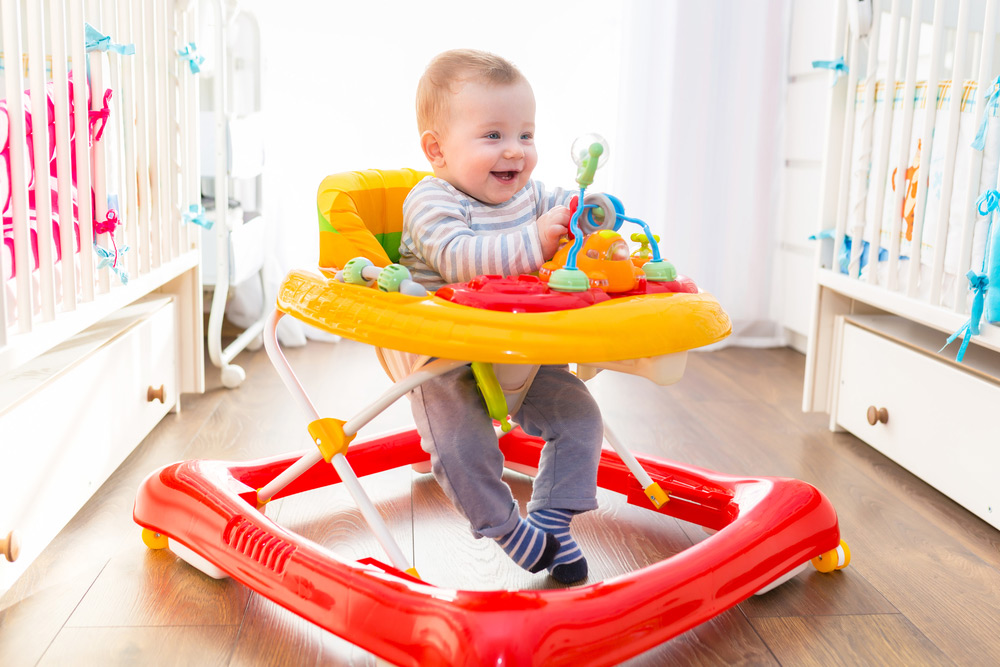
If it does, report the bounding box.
[537,206,571,259]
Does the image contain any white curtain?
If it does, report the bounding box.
[233,0,790,347]
[614,0,792,347]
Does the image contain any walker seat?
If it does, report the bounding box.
[134,162,848,666]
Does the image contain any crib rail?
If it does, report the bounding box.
[815,0,1000,353]
[0,0,200,372]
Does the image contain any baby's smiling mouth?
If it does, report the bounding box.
[491,170,518,183]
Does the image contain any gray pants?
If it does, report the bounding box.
[410,364,603,539]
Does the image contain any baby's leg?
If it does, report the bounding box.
[410,364,558,572]
[514,365,604,583]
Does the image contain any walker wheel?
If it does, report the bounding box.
[141,528,169,550]
[221,364,246,388]
[811,539,851,573]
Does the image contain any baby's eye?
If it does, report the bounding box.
[485,132,501,140]
[521,132,534,141]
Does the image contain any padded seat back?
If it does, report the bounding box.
[316,168,430,271]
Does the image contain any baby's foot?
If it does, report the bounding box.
[495,518,560,573]
[528,508,588,584]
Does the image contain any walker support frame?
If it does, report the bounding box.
[134,425,840,666]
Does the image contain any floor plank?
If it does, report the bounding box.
[65,546,251,628]
[750,614,951,666]
[38,625,239,667]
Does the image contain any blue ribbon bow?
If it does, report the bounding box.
[177,43,205,74]
[808,228,892,274]
[84,23,136,55]
[812,57,848,86]
[183,204,212,229]
[94,243,130,285]
[977,188,1000,215]
[941,271,988,362]
[971,76,1000,151]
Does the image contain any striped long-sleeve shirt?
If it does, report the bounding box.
[399,176,573,291]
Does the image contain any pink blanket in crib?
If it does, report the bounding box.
[1,75,111,280]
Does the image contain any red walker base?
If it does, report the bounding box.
[134,428,840,666]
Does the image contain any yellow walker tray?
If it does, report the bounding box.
[277,268,732,364]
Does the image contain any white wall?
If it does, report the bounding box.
[773,0,840,351]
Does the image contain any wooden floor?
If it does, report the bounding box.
[2,341,999,666]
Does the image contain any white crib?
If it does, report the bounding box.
[0,0,204,593]
[805,0,1000,531]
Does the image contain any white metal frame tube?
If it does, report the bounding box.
[603,422,655,491]
[259,309,466,573]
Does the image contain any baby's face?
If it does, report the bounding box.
[434,79,538,205]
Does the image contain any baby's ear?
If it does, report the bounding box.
[420,130,446,167]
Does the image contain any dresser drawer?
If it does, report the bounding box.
[835,321,1000,530]
[0,297,178,591]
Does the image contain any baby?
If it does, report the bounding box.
[397,49,604,584]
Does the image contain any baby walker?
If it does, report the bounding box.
[134,136,850,666]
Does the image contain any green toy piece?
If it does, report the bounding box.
[548,267,591,292]
[471,362,512,432]
[643,259,677,282]
[377,264,412,292]
[630,232,660,264]
[343,257,374,285]
[576,142,604,188]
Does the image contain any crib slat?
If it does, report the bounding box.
[26,0,57,320]
[100,0,125,282]
[832,28,862,274]
[68,0,95,302]
[156,0,174,264]
[48,0,77,313]
[2,0,34,334]
[115,0,139,280]
[133,0,152,275]
[888,0,925,290]
[955,0,999,311]
[849,10,883,279]
[144,0,162,270]
[87,0,111,296]
[182,4,199,253]
[905,0,946,298]
[866,0,904,287]
[165,0,180,261]
[928,0,972,306]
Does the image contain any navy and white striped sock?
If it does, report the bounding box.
[495,518,560,573]
[528,508,588,584]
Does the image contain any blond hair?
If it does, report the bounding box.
[416,49,525,134]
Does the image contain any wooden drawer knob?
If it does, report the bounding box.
[147,384,165,404]
[1,531,20,563]
[866,405,889,425]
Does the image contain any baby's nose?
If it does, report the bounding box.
[503,142,524,159]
